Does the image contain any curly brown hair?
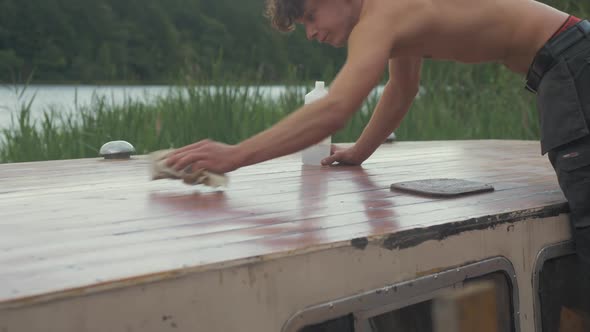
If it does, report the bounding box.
[265,0,306,32]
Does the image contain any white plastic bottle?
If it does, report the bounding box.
[302,81,331,166]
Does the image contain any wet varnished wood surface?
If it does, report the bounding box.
[0,140,566,308]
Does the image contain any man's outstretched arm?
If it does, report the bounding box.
[360,56,422,151]
[329,56,423,165]
[167,16,395,173]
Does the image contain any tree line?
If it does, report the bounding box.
[0,0,346,84]
[0,0,584,84]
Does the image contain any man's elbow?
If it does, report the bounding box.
[405,84,420,105]
[406,78,420,97]
[390,78,420,105]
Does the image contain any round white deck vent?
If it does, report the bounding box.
[99,140,136,159]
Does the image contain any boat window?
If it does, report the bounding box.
[538,254,590,332]
[368,272,513,332]
[288,258,518,332]
[296,272,513,332]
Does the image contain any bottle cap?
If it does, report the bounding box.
[315,81,325,89]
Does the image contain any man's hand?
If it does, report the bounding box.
[165,139,242,174]
[321,145,366,166]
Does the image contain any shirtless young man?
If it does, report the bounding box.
[167,0,590,263]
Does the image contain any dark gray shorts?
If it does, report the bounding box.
[529,20,590,263]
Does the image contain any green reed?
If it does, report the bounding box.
[0,63,540,164]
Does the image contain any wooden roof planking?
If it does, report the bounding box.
[0,140,570,330]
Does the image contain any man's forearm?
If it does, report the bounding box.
[236,96,350,167]
[354,56,423,159]
[354,81,416,159]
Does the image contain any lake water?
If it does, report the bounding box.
[0,85,285,129]
[0,84,393,130]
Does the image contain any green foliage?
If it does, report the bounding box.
[0,0,346,84]
[0,0,586,84]
[0,75,538,163]
[0,84,294,162]
[399,61,539,141]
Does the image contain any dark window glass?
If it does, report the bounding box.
[538,254,590,332]
[299,314,355,332]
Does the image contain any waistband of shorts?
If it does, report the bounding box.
[525,19,590,94]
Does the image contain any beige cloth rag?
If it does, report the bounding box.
[149,149,228,187]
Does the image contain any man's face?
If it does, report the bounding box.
[296,0,357,48]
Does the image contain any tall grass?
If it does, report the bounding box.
[0,63,538,164]
[399,62,539,141]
